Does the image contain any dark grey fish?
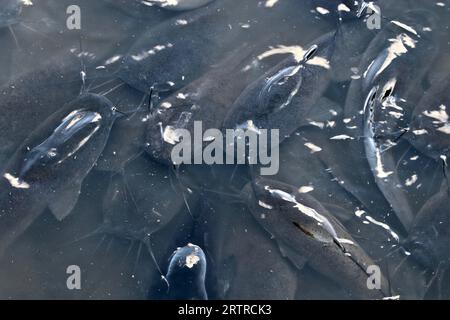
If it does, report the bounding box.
[223,30,338,145]
[243,177,389,299]
[0,93,118,256]
[101,154,198,241]
[164,243,208,300]
[0,0,21,29]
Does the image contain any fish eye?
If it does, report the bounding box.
[303,45,318,61]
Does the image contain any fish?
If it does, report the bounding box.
[243,177,389,299]
[118,0,327,94]
[223,29,338,146]
[164,243,208,300]
[0,93,118,256]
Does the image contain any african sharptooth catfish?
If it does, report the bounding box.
[164,243,208,300]
[223,29,339,145]
[0,93,118,256]
[243,177,389,299]
[342,10,439,231]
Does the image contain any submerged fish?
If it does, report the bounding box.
[145,0,215,11]
[118,0,325,94]
[0,93,117,256]
[200,197,298,299]
[343,10,439,231]
[223,29,338,145]
[0,0,22,29]
[164,243,208,300]
[243,177,389,299]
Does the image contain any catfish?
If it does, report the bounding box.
[118,0,329,94]
[198,196,298,299]
[0,93,118,256]
[243,177,390,299]
[143,42,283,165]
[164,243,208,300]
[223,29,339,146]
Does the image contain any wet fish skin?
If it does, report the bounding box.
[243,177,389,299]
[164,243,208,300]
[0,93,117,256]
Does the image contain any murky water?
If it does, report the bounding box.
[0,0,449,299]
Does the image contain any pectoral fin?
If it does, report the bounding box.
[47,183,81,221]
